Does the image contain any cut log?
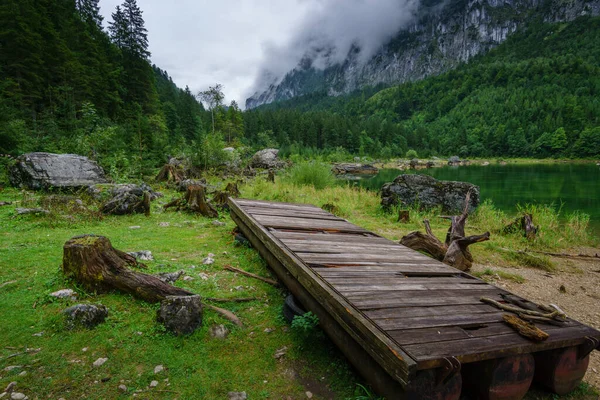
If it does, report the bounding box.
[400,220,447,261]
[443,232,490,271]
[62,235,194,303]
[164,185,218,218]
[503,214,537,240]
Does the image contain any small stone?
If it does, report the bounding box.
[4,382,16,394]
[136,331,143,336]
[202,257,214,265]
[559,284,567,293]
[212,220,225,226]
[82,347,88,352]
[10,393,27,400]
[118,385,127,393]
[156,295,203,336]
[198,273,209,280]
[93,358,108,368]
[222,251,228,255]
[234,286,244,291]
[127,250,153,261]
[63,304,108,330]
[306,391,313,398]
[49,289,76,300]
[228,392,247,400]
[158,222,170,227]
[183,276,194,281]
[149,380,158,388]
[274,346,288,359]
[154,365,164,374]
[31,332,44,337]
[189,265,197,269]
[264,328,274,333]
[3,367,21,372]
[17,372,26,377]
[207,253,215,257]
[129,226,141,230]
[209,324,229,339]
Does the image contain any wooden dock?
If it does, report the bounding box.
[229,198,600,399]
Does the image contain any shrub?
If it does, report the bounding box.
[285,161,336,190]
[405,149,418,159]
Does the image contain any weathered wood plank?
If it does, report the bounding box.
[336,282,492,293]
[246,207,345,221]
[235,199,325,211]
[351,292,506,310]
[229,198,417,384]
[313,265,456,274]
[323,277,481,286]
[274,231,389,244]
[365,304,496,320]
[405,325,600,369]
[286,243,416,254]
[253,215,369,233]
[375,311,506,331]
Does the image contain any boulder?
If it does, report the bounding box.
[448,156,461,166]
[381,174,480,213]
[177,178,207,192]
[9,152,107,190]
[156,295,203,336]
[63,304,108,330]
[331,163,378,175]
[99,183,162,215]
[250,148,285,169]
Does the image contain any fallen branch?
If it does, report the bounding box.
[480,297,566,320]
[503,314,549,342]
[0,347,41,361]
[527,249,600,261]
[205,304,243,326]
[0,280,17,289]
[223,264,279,286]
[205,297,259,303]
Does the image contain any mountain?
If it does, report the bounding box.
[246,0,600,109]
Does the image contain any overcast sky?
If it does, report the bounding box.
[99,0,315,107]
[99,1,419,108]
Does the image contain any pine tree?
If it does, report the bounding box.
[121,0,150,59]
[75,0,103,28]
[108,6,127,48]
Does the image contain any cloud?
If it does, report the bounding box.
[248,0,421,98]
[99,0,313,107]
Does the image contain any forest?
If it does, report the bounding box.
[1,1,599,184]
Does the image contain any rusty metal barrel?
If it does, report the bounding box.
[462,354,534,400]
[533,343,593,395]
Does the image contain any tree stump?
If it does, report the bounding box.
[62,235,194,303]
[397,210,410,223]
[400,191,489,271]
[164,185,218,217]
[155,163,184,183]
[267,169,275,183]
[503,214,537,240]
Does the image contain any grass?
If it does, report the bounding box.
[472,268,526,283]
[283,161,337,190]
[0,172,597,399]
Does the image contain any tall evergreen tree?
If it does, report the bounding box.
[75,0,103,28]
[108,6,127,48]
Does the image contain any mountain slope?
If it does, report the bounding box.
[246,0,599,109]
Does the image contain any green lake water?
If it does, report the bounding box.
[350,163,600,237]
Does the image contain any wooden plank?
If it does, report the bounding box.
[374,311,505,331]
[275,231,389,244]
[313,265,456,274]
[351,292,506,310]
[253,215,369,233]
[336,282,492,293]
[286,243,416,254]
[405,325,600,368]
[235,198,325,211]
[323,277,481,286]
[229,198,417,384]
[246,207,345,221]
[300,253,439,263]
[282,239,411,250]
[365,304,496,320]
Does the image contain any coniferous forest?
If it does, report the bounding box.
[1,1,599,182]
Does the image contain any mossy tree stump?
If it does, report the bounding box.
[164,185,218,218]
[62,235,194,303]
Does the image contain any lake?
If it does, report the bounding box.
[349,163,600,237]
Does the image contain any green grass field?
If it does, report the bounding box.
[0,171,597,399]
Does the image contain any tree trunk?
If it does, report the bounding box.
[155,164,184,183]
[267,169,275,183]
[164,185,218,217]
[399,191,490,271]
[62,235,194,303]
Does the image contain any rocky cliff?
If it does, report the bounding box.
[246,0,599,109]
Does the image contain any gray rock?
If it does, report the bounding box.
[448,156,461,165]
[331,163,378,175]
[250,149,285,169]
[10,393,27,400]
[154,365,164,374]
[149,380,158,388]
[209,324,229,339]
[228,392,247,400]
[156,295,203,336]
[9,152,107,190]
[93,358,108,367]
[118,385,127,393]
[63,304,108,330]
[127,250,153,261]
[157,270,184,283]
[99,183,162,215]
[212,220,226,227]
[49,289,77,300]
[381,174,479,214]
[15,208,50,216]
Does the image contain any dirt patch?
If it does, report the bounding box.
[282,361,337,400]
[472,247,600,390]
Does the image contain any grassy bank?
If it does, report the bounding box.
[0,170,598,399]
